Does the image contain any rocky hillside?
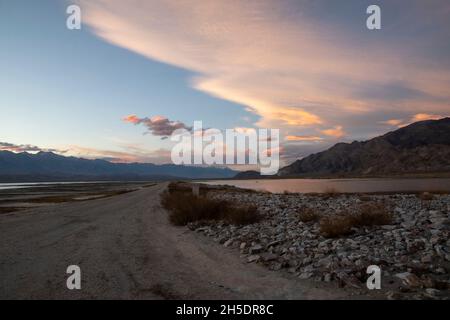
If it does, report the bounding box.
[279,118,450,177]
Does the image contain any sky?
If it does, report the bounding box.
[1,0,449,168]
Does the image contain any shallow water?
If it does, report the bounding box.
[203,178,450,193]
[0,181,115,190]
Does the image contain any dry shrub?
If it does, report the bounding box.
[320,202,393,238]
[167,181,197,193]
[161,191,224,225]
[319,215,354,238]
[352,202,393,227]
[418,192,434,201]
[160,189,261,226]
[224,205,260,225]
[298,207,321,223]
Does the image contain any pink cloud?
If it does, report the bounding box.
[285,135,323,142]
[321,126,345,138]
[412,113,445,122]
[381,113,447,128]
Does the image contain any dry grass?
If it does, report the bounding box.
[319,202,393,238]
[351,202,393,227]
[319,215,354,238]
[224,204,261,225]
[161,185,261,226]
[297,207,321,223]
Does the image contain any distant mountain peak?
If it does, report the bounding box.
[36,151,58,156]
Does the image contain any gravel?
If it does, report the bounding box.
[188,190,450,300]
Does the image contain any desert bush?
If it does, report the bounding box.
[224,205,261,225]
[351,202,393,227]
[160,189,261,226]
[319,202,393,238]
[298,207,321,222]
[319,214,354,238]
[161,191,225,225]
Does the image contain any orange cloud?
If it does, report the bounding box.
[381,119,404,126]
[412,113,444,122]
[381,113,447,129]
[270,108,323,126]
[123,114,140,124]
[321,126,345,138]
[285,135,323,142]
[81,0,450,141]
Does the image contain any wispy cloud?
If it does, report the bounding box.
[67,145,172,164]
[380,119,404,127]
[321,126,345,138]
[381,113,447,128]
[77,0,450,166]
[80,0,450,137]
[412,113,445,122]
[285,135,323,142]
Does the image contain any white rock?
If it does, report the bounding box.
[247,255,260,263]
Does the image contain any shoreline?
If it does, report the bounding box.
[196,171,450,181]
[199,178,450,195]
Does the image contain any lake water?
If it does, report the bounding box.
[203,178,450,193]
[0,181,118,191]
[0,182,54,190]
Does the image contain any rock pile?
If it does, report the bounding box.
[187,190,450,299]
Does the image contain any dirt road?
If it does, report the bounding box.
[0,183,353,299]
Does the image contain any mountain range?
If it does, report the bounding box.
[0,151,236,182]
[278,117,450,177]
[2,118,449,182]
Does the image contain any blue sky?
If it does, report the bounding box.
[0,0,254,162]
[1,0,449,165]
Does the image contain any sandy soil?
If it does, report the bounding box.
[0,183,361,299]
